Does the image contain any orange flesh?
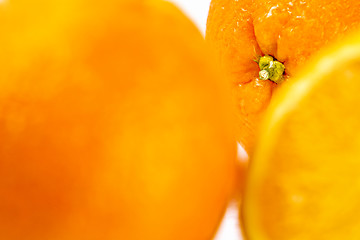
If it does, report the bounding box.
[246,55,360,240]
[206,0,360,154]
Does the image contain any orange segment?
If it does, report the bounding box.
[206,0,360,154]
[243,30,360,240]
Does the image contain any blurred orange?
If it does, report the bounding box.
[206,0,360,154]
[0,1,236,240]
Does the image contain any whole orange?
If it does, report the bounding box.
[0,1,236,240]
[206,0,360,154]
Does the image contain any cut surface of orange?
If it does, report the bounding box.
[243,31,360,240]
[206,0,360,154]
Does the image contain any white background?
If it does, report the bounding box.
[168,0,211,36]
[166,1,243,239]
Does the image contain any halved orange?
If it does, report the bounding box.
[243,30,360,239]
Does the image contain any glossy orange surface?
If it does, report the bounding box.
[206,0,360,154]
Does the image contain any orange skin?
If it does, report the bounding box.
[206,0,360,154]
[0,1,236,240]
[242,32,360,240]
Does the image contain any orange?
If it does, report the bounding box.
[0,1,236,240]
[206,0,360,154]
[243,30,360,240]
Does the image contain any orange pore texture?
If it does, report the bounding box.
[247,45,360,240]
[0,1,236,240]
[206,0,360,154]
